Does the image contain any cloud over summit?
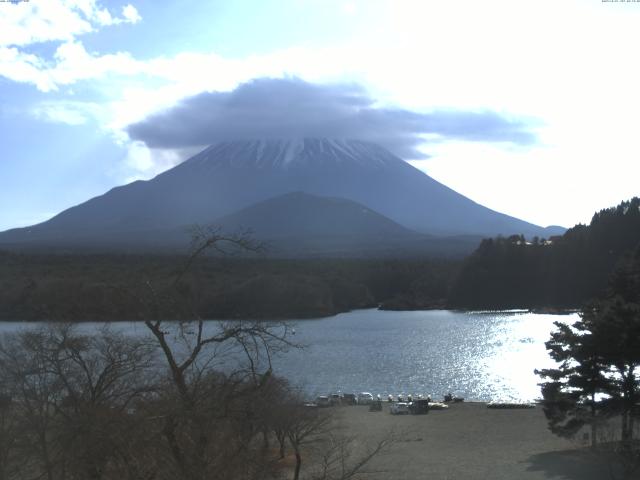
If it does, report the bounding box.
[126,78,538,159]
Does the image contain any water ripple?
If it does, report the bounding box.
[271,309,575,402]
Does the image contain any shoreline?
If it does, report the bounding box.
[0,306,581,323]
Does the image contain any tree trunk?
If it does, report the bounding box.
[621,411,629,444]
[39,430,54,480]
[276,431,286,459]
[162,416,187,478]
[590,393,598,448]
[293,449,302,480]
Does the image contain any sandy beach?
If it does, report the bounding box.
[325,402,614,480]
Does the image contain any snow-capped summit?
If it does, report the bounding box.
[186,138,399,170]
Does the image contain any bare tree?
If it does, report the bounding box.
[312,433,394,480]
[0,325,156,480]
[0,393,18,480]
[131,228,297,480]
[279,399,396,480]
[286,404,333,480]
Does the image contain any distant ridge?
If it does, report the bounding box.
[213,191,481,257]
[216,191,417,239]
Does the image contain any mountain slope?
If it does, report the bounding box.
[0,138,562,251]
[216,191,418,239]
[213,191,480,257]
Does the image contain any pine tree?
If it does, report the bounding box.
[537,245,640,456]
[536,315,609,447]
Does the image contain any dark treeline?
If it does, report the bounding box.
[448,197,640,309]
[0,252,460,321]
[5,198,639,319]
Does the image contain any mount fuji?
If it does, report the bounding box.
[0,138,564,255]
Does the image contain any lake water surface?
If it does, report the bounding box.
[271,309,575,402]
[0,309,576,402]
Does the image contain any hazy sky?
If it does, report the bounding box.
[1,0,639,231]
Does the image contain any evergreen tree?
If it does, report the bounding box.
[537,246,640,475]
[449,197,640,309]
[591,248,640,448]
[536,315,609,447]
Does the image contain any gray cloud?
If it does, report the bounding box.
[127,77,537,159]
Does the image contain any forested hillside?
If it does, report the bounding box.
[448,198,640,309]
[4,198,639,320]
[0,253,459,321]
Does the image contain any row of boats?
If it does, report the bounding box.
[313,392,535,411]
[313,391,465,414]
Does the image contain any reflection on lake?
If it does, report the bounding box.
[0,309,575,402]
[270,309,574,402]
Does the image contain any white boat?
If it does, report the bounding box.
[487,401,535,409]
[357,392,374,405]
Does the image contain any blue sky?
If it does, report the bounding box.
[1,0,640,232]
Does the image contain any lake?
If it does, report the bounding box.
[270,309,574,402]
[0,309,576,402]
